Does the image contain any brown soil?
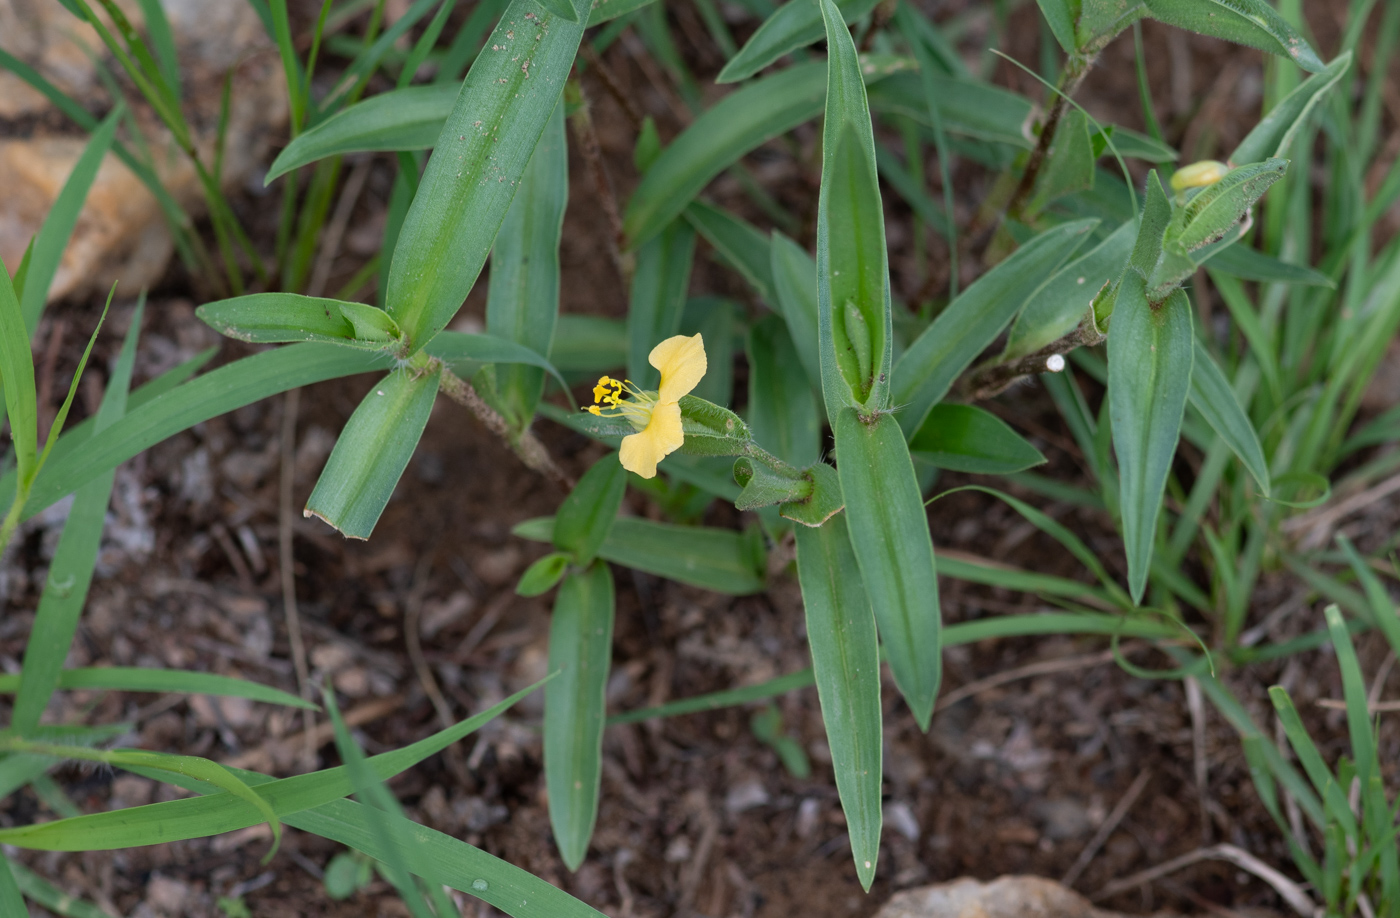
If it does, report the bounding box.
[2,1,1393,917]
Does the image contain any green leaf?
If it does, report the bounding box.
[553,455,627,565]
[732,457,812,510]
[685,201,775,304]
[1143,0,1324,73]
[1323,605,1377,796]
[624,62,827,248]
[834,409,940,729]
[1204,243,1334,287]
[586,0,653,24]
[8,860,114,918]
[770,231,822,392]
[1269,686,1357,837]
[385,0,588,354]
[0,858,23,918]
[549,315,628,374]
[780,461,844,527]
[0,667,313,709]
[1187,339,1270,495]
[0,679,546,852]
[198,293,403,350]
[893,220,1095,435]
[909,404,1046,475]
[864,71,1034,150]
[14,345,392,524]
[305,366,441,539]
[1128,170,1172,278]
[627,221,697,388]
[1335,535,1400,660]
[266,84,457,180]
[12,296,140,736]
[1165,159,1287,253]
[536,0,579,22]
[430,330,571,396]
[793,513,882,891]
[1035,0,1080,53]
[1003,219,1133,361]
[1231,51,1351,163]
[516,552,571,596]
[816,0,890,412]
[486,101,568,428]
[544,561,614,870]
[1108,274,1193,603]
[21,106,121,335]
[1030,109,1096,212]
[717,0,881,83]
[0,253,38,497]
[680,298,735,408]
[322,688,435,918]
[514,516,765,594]
[747,315,821,467]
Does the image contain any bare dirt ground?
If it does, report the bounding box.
[3,0,1395,916]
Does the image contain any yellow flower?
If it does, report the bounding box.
[585,333,707,479]
[1170,160,1228,194]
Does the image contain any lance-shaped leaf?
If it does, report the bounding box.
[794,513,882,891]
[198,294,404,350]
[1206,244,1333,287]
[627,222,696,389]
[305,366,441,539]
[771,231,822,393]
[1188,340,1270,495]
[384,0,588,354]
[266,84,457,180]
[1231,52,1351,164]
[909,404,1046,475]
[1149,159,1287,295]
[1003,220,1134,361]
[553,456,627,566]
[624,62,827,248]
[685,202,775,305]
[544,561,614,870]
[514,516,765,594]
[780,461,844,528]
[747,315,821,467]
[1143,0,1324,73]
[863,71,1034,150]
[1035,0,1079,54]
[893,220,1095,436]
[1108,273,1194,603]
[486,101,568,429]
[718,0,880,83]
[816,0,890,413]
[834,408,941,729]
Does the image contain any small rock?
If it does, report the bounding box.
[884,800,920,841]
[872,876,1173,918]
[144,874,193,917]
[724,779,769,814]
[794,797,821,838]
[420,591,475,639]
[663,836,692,863]
[474,546,522,586]
[1034,798,1092,841]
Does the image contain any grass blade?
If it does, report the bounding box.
[20,107,120,335]
[747,315,821,467]
[794,514,882,891]
[718,0,880,83]
[12,297,142,736]
[1187,338,1270,495]
[544,561,614,870]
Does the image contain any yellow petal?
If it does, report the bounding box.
[617,401,683,479]
[650,333,707,404]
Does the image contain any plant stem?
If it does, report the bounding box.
[438,367,574,490]
[1001,54,1094,225]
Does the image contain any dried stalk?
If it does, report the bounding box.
[437,366,574,491]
